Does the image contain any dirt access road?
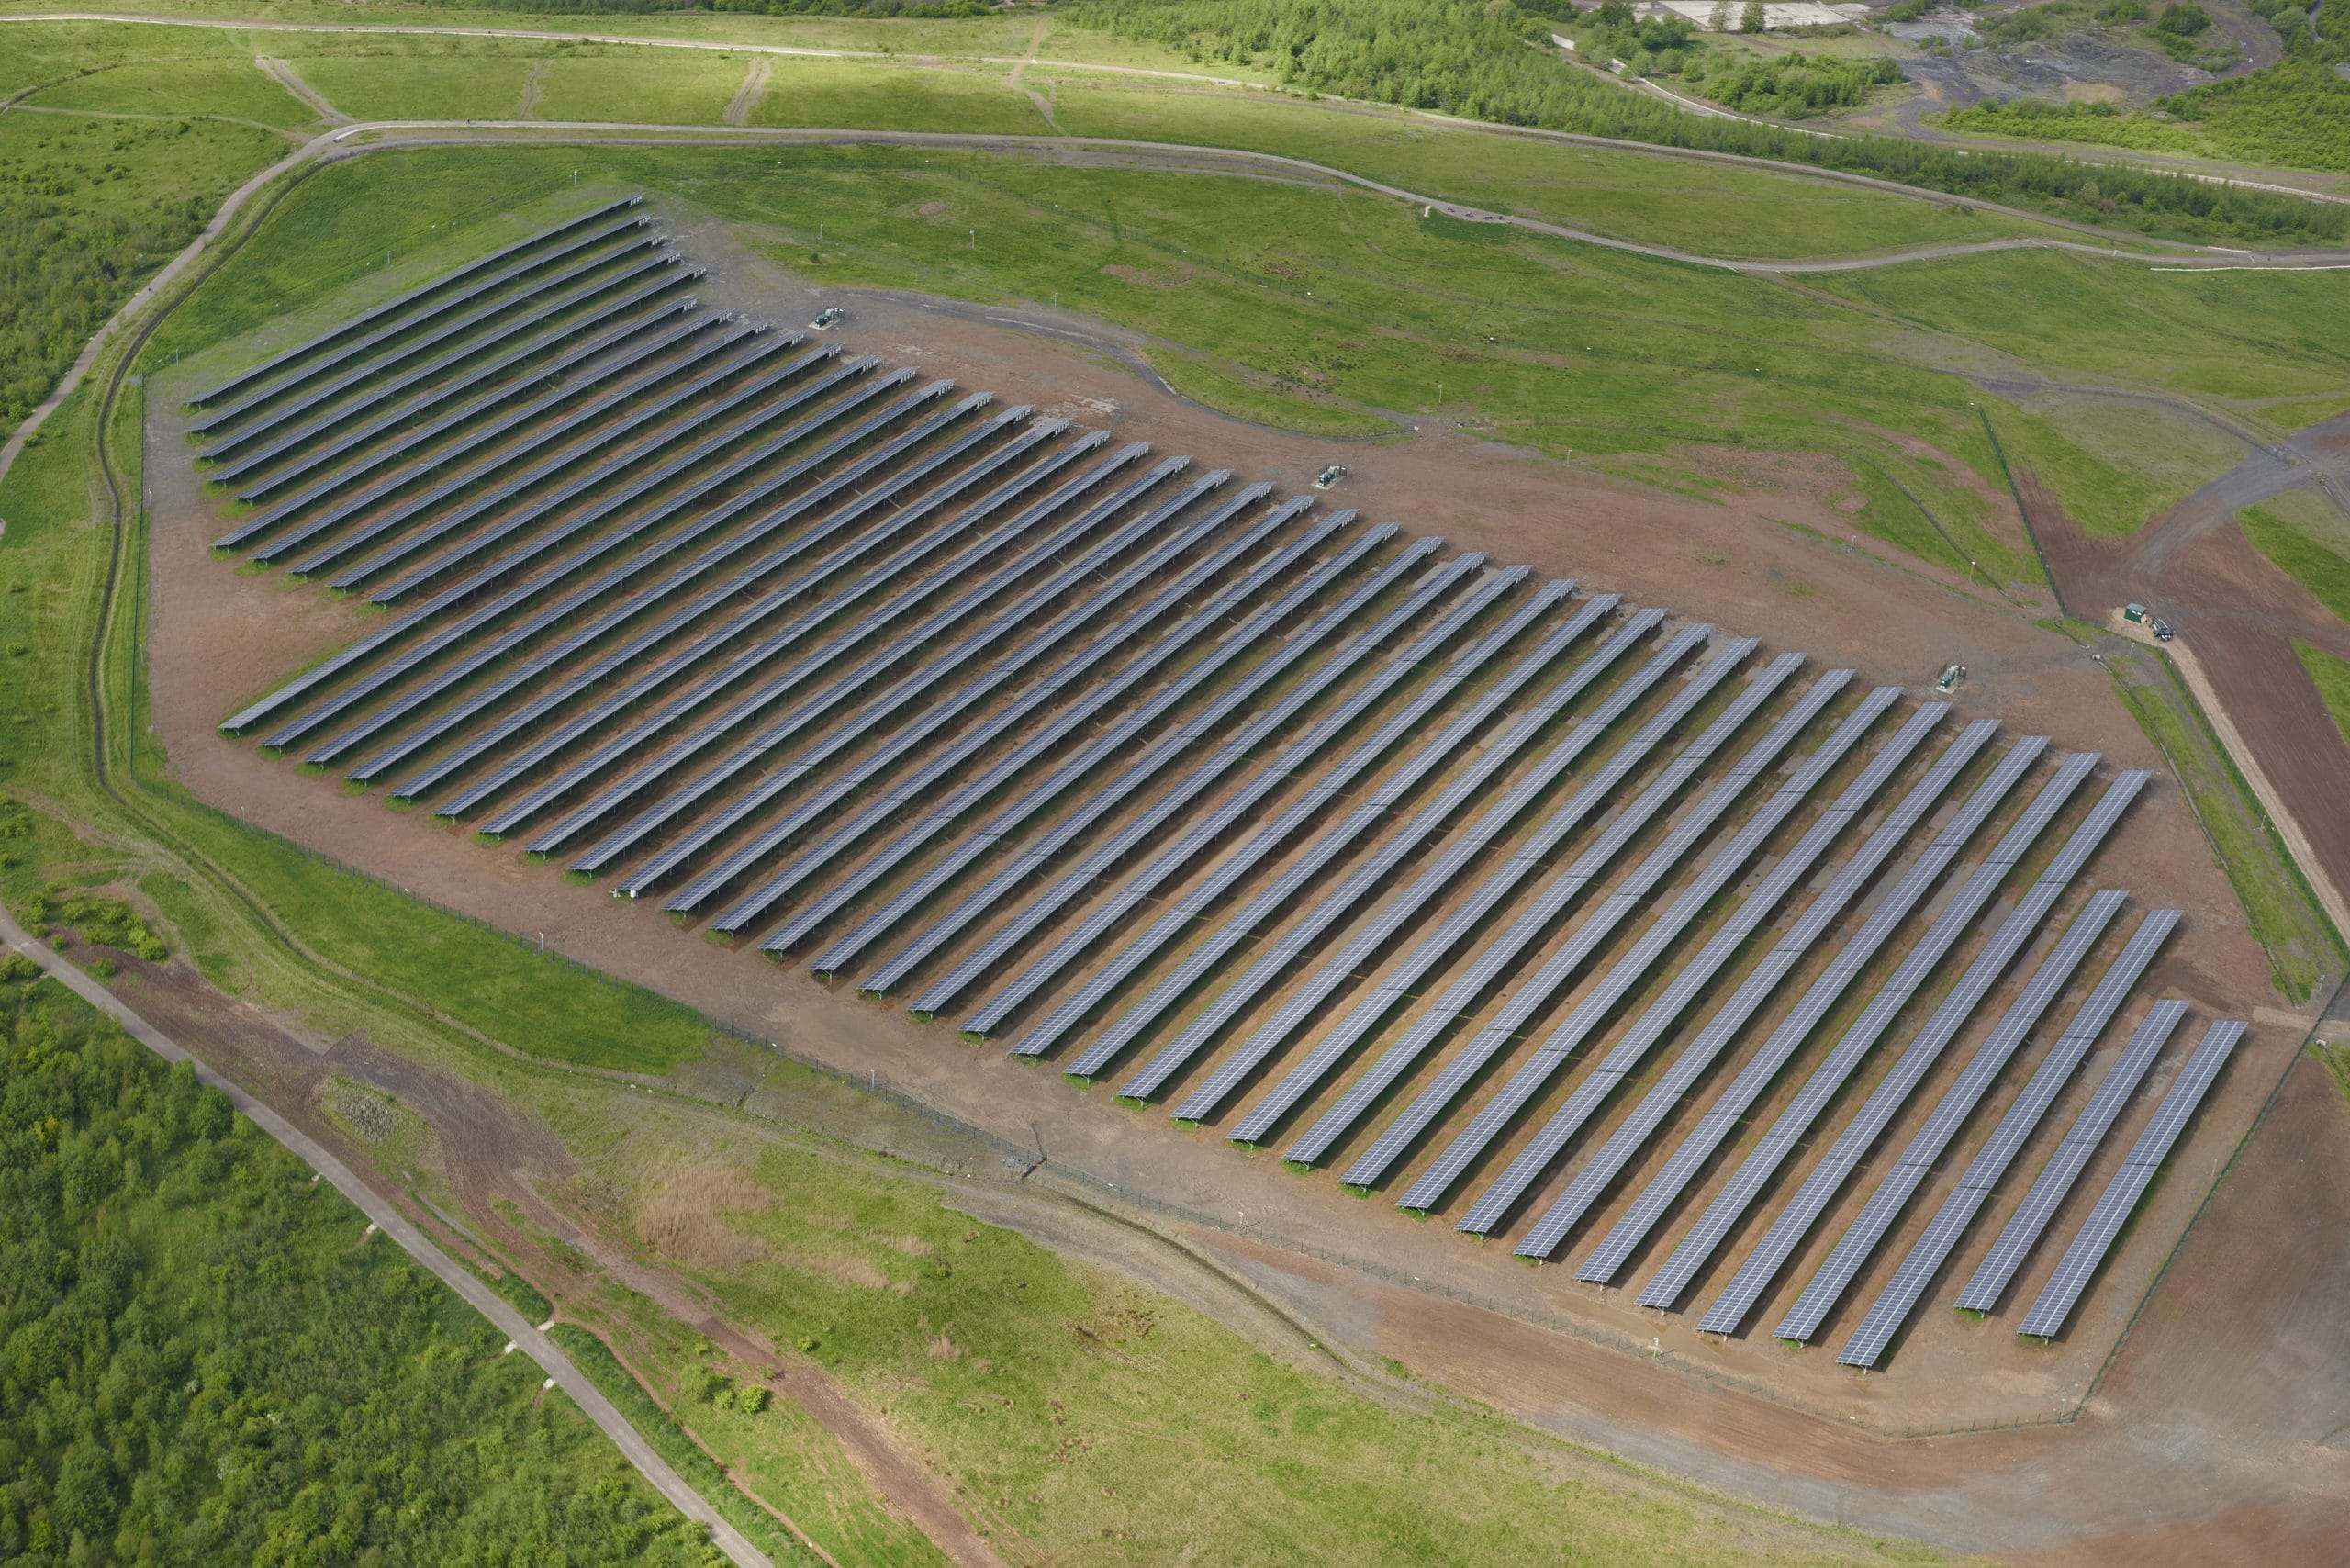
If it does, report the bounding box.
[2022,410,2350,936]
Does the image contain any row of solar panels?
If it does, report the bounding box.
[201,208,2244,1367]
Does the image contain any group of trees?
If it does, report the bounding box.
[1069,0,2347,240]
[0,967,723,1565]
[0,126,216,441]
[1684,49,1903,118]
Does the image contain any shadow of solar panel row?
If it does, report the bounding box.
[1099,572,1629,1097]
[1632,744,2082,1310]
[792,497,1350,970]
[1539,718,1999,1265]
[1463,681,1917,1237]
[482,429,1125,845]
[2017,1018,2242,1338]
[905,532,1450,1021]
[207,207,2210,1352]
[1502,696,1953,1253]
[203,234,680,480]
[1770,887,2133,1345]
[384,395,1031,802]
[1387,650,1862,1212]
[1021,554,1513,1067]
[735,479,1315,943]
[219,272,701,500]
[583,445,1187,887]
[188,201,646,425]
[1302,628,1760,1178]
[327,375,967,777]
[1692,767,2149,1336]
[1835,908,2182,1367]
[266,360,917,757]
[1169,587,1676,1123]
[221,336,845,729]
[218,307,756,557]
[1267,619,1748,1162]
[813,501,1360,981]
[952,543,1484,1040]
[1954,1001,2190,1314]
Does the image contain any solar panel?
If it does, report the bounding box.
[331,379,971,777]
[219,341,849,732]
[1379,661,1856,1212]
[2017,1018,2242,1338]
[1024,558,1531,1072]
[191,207,649,425]
[1770,888,2134,1345]
[206,246,681,483]
[741,484,1313,946]
[219,281,699,498]
[504,436,1146,852]
[200,241,678,455]
[1547,719,1997,1272]
[841,515,1400,991]
[193,199,643,407]
[1268,627,1753,1164]
[1954,1000,2190,1313]
[1835,908,2181,1368]
[801,500,1356,973]
[1105,577,1626,1103]
[1692,769,2149,1337]
[1502,698,1953,1255]
[1158,587,1646,1120]
[1628,742,2076,1310]
[654,463,1241,915]
[1438,678,1897,1230]
[393,400,1034,803]
[226,311,770,559]
[352,351,890,609]
[287,366,932,762]
[920,537,1464,1025]
[956,547,1480,1040]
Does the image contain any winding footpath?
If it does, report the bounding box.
[0,905,775,1568]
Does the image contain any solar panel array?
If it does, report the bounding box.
[198,206,2245,1371]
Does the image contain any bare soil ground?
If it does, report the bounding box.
[2020,424,2350,925]
[136,239,2339,1557]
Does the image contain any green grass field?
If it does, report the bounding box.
[2240,489,2350,624]
[2297,640,2350,753]
[28,57,317,127]
[531,50,752,125]
[749,57,1054,134]
[290,46,538,121]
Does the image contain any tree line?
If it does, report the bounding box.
[0,962,726,1565]
[1068,0,2349,241]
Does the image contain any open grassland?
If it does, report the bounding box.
[2240,488,2350,625]
[1986,396,2244,537]
[749,57,1054,135]
[289,40,539,122]
[0,973,725,1566]
[2299,641,2350,753]
[528,48,750,125]
[1031,76,2068,261]
[27,57,315,127]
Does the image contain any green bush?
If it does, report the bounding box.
[2159,2,2211,31]
[21,886,169,960]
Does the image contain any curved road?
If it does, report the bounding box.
[0,906,775,1568]
[8,107,2350,498]
[7,12,2349,212]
